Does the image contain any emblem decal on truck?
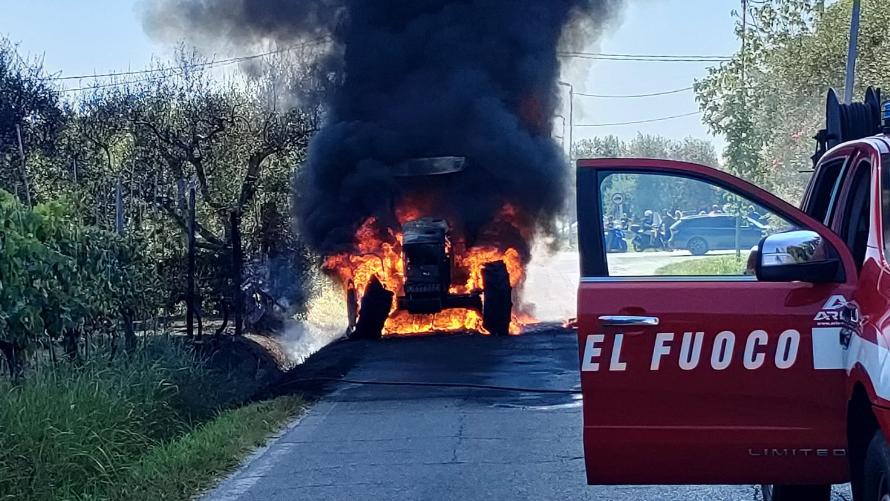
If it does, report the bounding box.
[814,294,859,325]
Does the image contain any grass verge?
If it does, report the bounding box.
[103,395,304,501]
[655,253,750,276]
[0,340,304,501]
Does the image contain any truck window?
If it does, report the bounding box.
[839,160,871,272]
[597,172,792,277]
[805,157,848,225]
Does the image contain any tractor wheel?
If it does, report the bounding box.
[482,261,512,337]
[351,276,393,340]
[345,282,358,337]
[687,237,709,256]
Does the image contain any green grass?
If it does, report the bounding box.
[655,254,751,276]
[100,395,304,501]
[0,340,304,501]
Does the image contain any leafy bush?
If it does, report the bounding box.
[0,190,161,372]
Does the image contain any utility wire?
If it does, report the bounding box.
[575,86,694,98]
[558,51,731,62]
[561,50,731,59]
[575,110,702,127]
[49,45,723,83]
[46,37,330,82]
[60,76,165,93]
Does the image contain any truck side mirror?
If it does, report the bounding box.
[755,230,841,283]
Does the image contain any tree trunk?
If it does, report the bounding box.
[123,309,136,353]
[64,330,79,362]
[0,341,19,379]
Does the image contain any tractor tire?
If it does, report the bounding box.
[482,261,512,337]
[351,276,393,340]
[687,237,709,256]
[864,429,890,501]
[760,484,830,501]
[345,282,358,337]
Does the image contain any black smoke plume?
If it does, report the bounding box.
[143,0,623,258]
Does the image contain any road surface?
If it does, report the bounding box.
[203,328,853,501]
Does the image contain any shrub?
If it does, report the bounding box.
[0,190,161,373]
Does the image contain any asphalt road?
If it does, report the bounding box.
[204,327,853,501]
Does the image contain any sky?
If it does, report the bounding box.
[0,0,740,151]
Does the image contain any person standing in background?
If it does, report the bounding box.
[662,209,676,250]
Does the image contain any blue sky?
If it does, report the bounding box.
[0,0,739,150]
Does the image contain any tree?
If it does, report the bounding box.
[696,0,890,202]
[0,37,324,357]
[572,134,722,217]
[0,39,65,205]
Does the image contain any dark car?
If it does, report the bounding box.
[669,214,767,255]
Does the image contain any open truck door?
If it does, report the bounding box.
[576,158,857,485]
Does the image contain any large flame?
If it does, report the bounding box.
[324,205,533,336]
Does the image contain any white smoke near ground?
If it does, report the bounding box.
[523,241,580,322]
[277,279,349,364]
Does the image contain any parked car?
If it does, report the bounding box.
[669,214,767,255]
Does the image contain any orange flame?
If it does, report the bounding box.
[323,205,534,336]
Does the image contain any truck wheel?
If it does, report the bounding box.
[482,261,512,337]
[864,430,890,501]
[687,237,709,256]
[761,484,830,501]
[351,276,393,340]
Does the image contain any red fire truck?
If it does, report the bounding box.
[576,88,890,500]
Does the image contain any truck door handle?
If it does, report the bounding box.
[598,315,660,327]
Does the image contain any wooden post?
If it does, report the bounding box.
[231,210,243,336]
[115,178,124,234]
[186,187,196,338]
[15,125,31,208]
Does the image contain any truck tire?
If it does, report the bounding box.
[352,276,393,340]
[687,237,709,256]
[482,261,512,337]
[761,484,830,501]
[864,430,890,500]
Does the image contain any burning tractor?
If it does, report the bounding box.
[337,157,517,340]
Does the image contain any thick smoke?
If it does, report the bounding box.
[143,0,623,258]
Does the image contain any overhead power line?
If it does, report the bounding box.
[52,45,724,83]
[575,111,702,127]
[574,86,694,99]
[46,37,330,82]
[562,51,731,59]
[558,51,730,63]
[59,74,174,93]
